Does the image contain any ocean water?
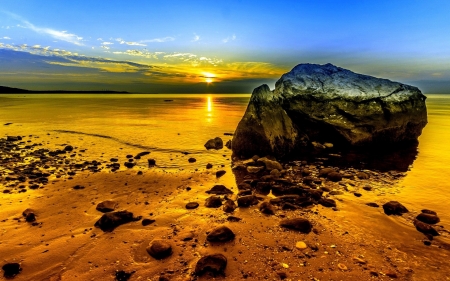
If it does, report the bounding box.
[0,93,449,221]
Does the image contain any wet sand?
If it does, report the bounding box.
[1,135,450,281]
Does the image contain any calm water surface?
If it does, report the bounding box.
[1,93,449,221]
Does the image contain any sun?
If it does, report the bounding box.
[203,72,215,84]
[205,78,213,83]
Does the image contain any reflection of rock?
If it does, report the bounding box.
[232,63,427,158]
[204,137,224,150]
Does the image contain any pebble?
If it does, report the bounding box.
[280,218,312,233]
[2,263,22,278]
[206,226,235,242]
[146,240,172,259]
[337,263,348,270]
[96,200,118,212]
[205,196,223,208]
[382,201,408,215]
[295,241,308,249]
[186,202,200,209]
[194,254,227,276]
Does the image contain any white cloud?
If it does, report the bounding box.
[141,37,175,43]
[1,36,11,40]
[97,38,103,41]
[115,38,146,46]
[222,34,236,43]
[191,33,200,42]
[101,45,110,50]
[102,42,114,45]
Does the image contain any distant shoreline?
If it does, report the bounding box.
[0,86,129,94]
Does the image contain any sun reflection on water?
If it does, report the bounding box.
[206,96,212,122]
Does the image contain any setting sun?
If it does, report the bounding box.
[205,78,213,83]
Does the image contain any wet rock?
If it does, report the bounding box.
[318,168,335,177]
[194,254,227,276]
[356,172,369,179]
[363,185,373,191]
[148,159,156,166]
[237,195,259,207]
[204,137,223,150]
[96,200,118,212]
[416,213,440,224]
[115,270,134,281]
[256,157,283,170]
[205,196,222,208]
[188,157,196,163]
[146,239,173,259]
[186,202,200,209]
[414,219,439,236]
[329,190,343,196]
[206,185,233,195]
[319,198,336,208]
[22,208,36,222]
[259,202,275,215]
[135,151,150,158]
[280,218,312,233]
[383,201,409,215]
[421,209,437,215]
[94,211,140,232]
[6,136,21,142]
[2,263,21,278]
[366,202,379,208]
[142,219,156,226]
[124,162,135,168]
[354,192,362,197]
[73,185,85,190]
[64,145,74,152]
[206,226,235,242]
[206,163,213,169]
[223,199,237,213]
[227,216,242,222]
[215,170,226,178]
[225,140,232,149]
[247,166,263,173]
[327,172,342,182]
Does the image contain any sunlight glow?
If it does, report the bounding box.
[207,96,212,112]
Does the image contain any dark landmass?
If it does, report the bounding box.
[0,86,129,94]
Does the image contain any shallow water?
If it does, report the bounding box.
[0,93,449,221]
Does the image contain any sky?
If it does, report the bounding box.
[0,0,450,93]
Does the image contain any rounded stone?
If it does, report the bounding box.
[295,241,308,249]
[194,254,227,276]
[206,226,235,242]
[186,202,199,209]
[146,240,172,259]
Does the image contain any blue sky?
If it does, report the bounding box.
[1,0,449,93]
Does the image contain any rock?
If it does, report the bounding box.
[318,168,335,177]
[124,162,135,168]
[206,226,235,242]
[295,241,308,249]
[327,172,342,182]
[204,137,224,150]
[363,185,373,191]
[414,219,439,236]
[329,190,343,195]
[115,270,134,281]
[186,202,200,209]
[280,218,312,233]
[2,263,21,278]
[215,170,226,178]
[94,211,139,232]
[110,158,119,162]
[247,166,263,173]
[22,208,36,222]
[354,192,362,197]
[223,199,237,213]
[205,196,222,208]
[206,185,233,195]
[148,159,156,166]
[259,202,275,215]
[319,198,336,208]
[194,254,227,276]
[255,157,283,170]
[206,163,213,169]
[356,172,369,179]
[227,216,242,222]
[146,239,172,259]
[416,213,440,224]
[383,201,409,215]
[73,185,85,190]
[232,63,427,158]
[142,219,155,226]
[237,195,259,207]
[135,151,150,158]
[225,140,232,149]
[6,136,21,142]
[64,145,74,152]
[421,209,437,215]
[96,200,118,212]
[366,202,379,208]
[188,157,196,163]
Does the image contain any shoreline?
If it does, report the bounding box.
[1,135,449,280]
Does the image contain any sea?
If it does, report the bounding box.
[1,93,449,222]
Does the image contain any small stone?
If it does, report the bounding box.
[94,211,139,232]
[237,195,259,207]
[352,257,367,264]
[186,202,200,209]
[259,202,275,215]
[414,219,439,236]
[124,162,135,168]
[96,200,118,212]
[206,163,213,169]
[318,168,335,177]
[22,208,36,222]
[223,199,237,213]
[337,263,347,271]
[146,240,172,259]
[280,218,312,233]
[276,271,288,279]
[2,263,22,278]
[194,254,227,276]
[363,185,373,191]
[73,185,85,190]
[64,145,74,152]
[295,241,308,249]
[188,157,196,163]
[226,216,242,222]
[205,196,222,208]
[366,202,379,207]
[385,271,398,278]
[383,201,408,215]
[319,198,336,208]
[115,270,134,281]
[354,192,362,197]
[206,226,235,242]
[148,159,156,166]
[216,170,226,178]
[416,213,440,224]
[204,137,224,150]
[327,172,342,182]
[247,166,263,173]
[356,172,369,179]
[206,185,233,195]
[423,240,432,246]
[142,219,156,226]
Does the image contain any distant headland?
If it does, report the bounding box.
[0,86,129,94]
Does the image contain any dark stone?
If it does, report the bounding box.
[204,137,224,150]
[206,185,233,195]
[6,136,21,142]
[421,209,437,215]
[280,218,312,233]
[356,172,369,179]
[64,145,74,152]
[206,163,213,169]
[135,151,150,158]
[366,202,379,208]
[281,202,297,210]
[383,201,409,215]
[354,192,362,197]
[216,170,226,178]
[205,196,222,208]
[363,185,373,191]
[73,185,85,190]
[2,263,22,278]
[318,168,335,177]
[186,202,200,209]
[124,162,135,168]
[225,140,232,149]
[194,254,227,276]
[414,219,439,236]
[319,198,336,208]
[255,182,271,195]
[259,202,275,215]
[223,199,237,213]
[126,154,133,158]
[416,213,440,225]
[237,195,259,207]
[22,208,36,222]
[188,158,196,163]
[207,226,235,242]
[94,211,139,232]
[146,240,172,259]
[142,219,156,226]
[115,270,134,281]
[327,172,342,182]
[148,159,156,166]
[96,200,118,212]
[110,158,119,162]
[226,216,242,222]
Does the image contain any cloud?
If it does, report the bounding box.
[101,42,114,45]
[141,37,175,43]
[191,33,200,42]
[1,36,11,40]
[222,34,236,43]
[115,38,146,46]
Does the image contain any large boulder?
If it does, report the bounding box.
[232,63,427,158]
